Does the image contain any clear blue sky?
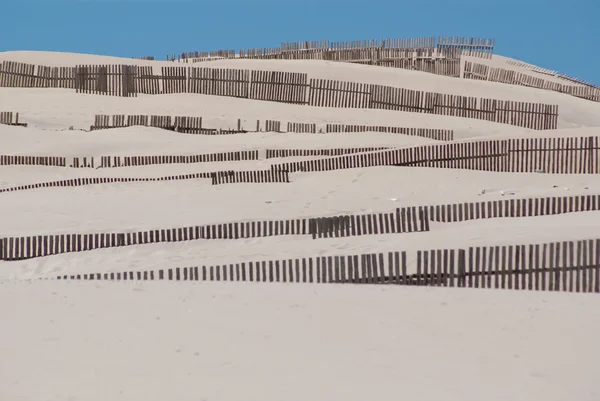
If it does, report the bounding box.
[2,0,598,84]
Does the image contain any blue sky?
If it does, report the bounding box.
[2,0,598,84]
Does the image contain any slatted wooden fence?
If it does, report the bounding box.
[0,174,212,195]
[74,65,137,97]
[0,155,66,166]
[187,67,249,97]
[264,120,281,132]
[325,124,453,140]
[98,150,259,168]
[90,114,246,134]
[210,169,289,184]
[0,206,429,261]
[287,122,317,133]
[437,37,495,58]
[265,147,390,158]
[0,61,74,88]
[3,59,558,129]
[135,66,160,94]
[51,238,599,294]
[3,193,600,262]
[249,70,308,104]
[0,112,27,127]
[270,136,599,174]
[0,166,295,194]
[427,194,600,223]
[464,61,600,103]
[308,207,430,239]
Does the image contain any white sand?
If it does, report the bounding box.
[1,50,600,401]
[1,281,599,401]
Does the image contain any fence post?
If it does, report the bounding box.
[457,249,466,287]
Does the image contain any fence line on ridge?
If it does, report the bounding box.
[464,61,600,103]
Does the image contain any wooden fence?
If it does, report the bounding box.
[91,114,247,134]
[0,205,429,261]
[2,61,559,130]
[0,174,212,195]
[2,193,600,261]
[270,136,600,174]
[187,67,248,97]
[0,151,257,169]
[0,167,290,195]
[437,37,495,59]
[1,155,66,166]
[165,36,489,63]
[325,124,453,141]
[505,60,600,90]
[249,70,308,104]
[210,169,289,184]
[265,147,391,159]
[464,61,600,103]
[53,237,599,294]
[90,113,456,139]
[97,150,259,168]
[427,194,600,223]
[4,137,598,192]
[0,61,75,88]
[309,207,430,239]
[74,65,137,97]
[287,122,316,133]
[0,112,27,127]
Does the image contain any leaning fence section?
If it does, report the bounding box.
[464,61,600,103]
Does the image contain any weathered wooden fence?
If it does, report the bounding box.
[98,150,259,168]
[169,36,490,65]
[1,155,66,166]
[0,206,428,260]
[427,194,600,223]
[210,169,289,184]
[270,136,599,174]
[0,112,27,127]
[0,167,290,194]
[249,70,308,104]
[90,113,246,134]
[2,193,600,261]
[0,174,213,195]
[325,124,453,140]
[53,237,599,294]
[2,60,559,130]
[308,207,430,239]
[464,61,600,103]
[265,147,391,158]
[437,37,495,58]
[505,60,600,91]
[74,65,137,97]
[0,61,75,88]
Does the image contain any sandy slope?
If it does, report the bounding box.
[2,51,600,131]
[1,281,599,401]
[2,166,599,236]
[1,50,600,401]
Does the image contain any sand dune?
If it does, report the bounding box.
[1,47,600,401]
